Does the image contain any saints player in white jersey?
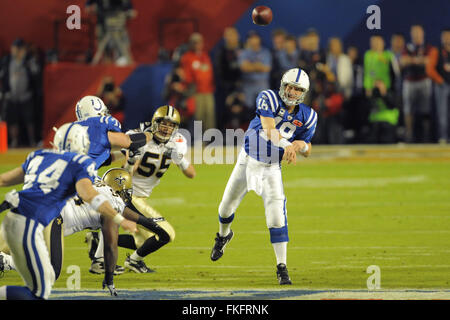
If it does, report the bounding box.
[89,105,196,273]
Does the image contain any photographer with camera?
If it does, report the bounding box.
[364,35,401,143]
[86,0,137,65]
[97,76,125,123]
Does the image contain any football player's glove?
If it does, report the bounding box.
[127,148,142,166]
[166,147,184,165]
[102,279,118,296]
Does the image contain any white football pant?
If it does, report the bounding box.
[1,211,55,299]
[218,149,288,243]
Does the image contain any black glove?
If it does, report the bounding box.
[127,148,142,166]
[102,272,117,297]
[102,280,117,296]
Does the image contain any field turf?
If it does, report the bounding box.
[1,145,449,298]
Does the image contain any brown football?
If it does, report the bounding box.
[252,5,273,26]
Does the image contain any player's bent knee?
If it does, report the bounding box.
[161,222,175,243]
[264,199,286,228]
[218,201,236,219]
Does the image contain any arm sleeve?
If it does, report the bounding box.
[296,109,318,143]
[426,47,444,84]
[21,151,36,172]
[105,116,122,132]
[261,50,272,68]
[238,50,250,67]
[180,54,194,84]
[255,91,278,118]
[73,157,98,183]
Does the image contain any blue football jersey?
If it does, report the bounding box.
[75,116,122,169]
[16,149,97,226]
[244,89,317,164]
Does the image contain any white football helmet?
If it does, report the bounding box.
[75,95,109,121]
[279,68,310,106]
[53,123,90,154]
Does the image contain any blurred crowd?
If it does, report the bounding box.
[1,3,450,147]
[164,25,450,145]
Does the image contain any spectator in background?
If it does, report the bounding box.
[0,38,40,147]
[389,33,406,130]
[347,46,364,97]
[214,27,242,130]
[180,32,216,132]
[326,37,353,100]
[97,76,125,124]
[86,0,137,65]
[270,29,287,89]
[364,35,400,143]
[297,34,308,53]
[215,27,242,96]
[297,29,327,108]
[238,31,272,110]
[223,91,250,131]
[343,45,368,143]
[390,33,406,64]
[400,24,433,142]
[367,80,399,143]
[427,28,450,144]
[278,34,299,74]
[163,64,196,131]
[297,29,326,75]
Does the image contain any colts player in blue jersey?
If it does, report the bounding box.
[74,95,154,169]
[0,123,137,300]
[210,68,317,285]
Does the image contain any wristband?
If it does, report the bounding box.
[279,138,292,149]
[300,143,309,153]
[113,214,125,225]
[90,194,109,211]
[178,157,190,171]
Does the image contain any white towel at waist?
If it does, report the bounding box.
[246,156,269,196]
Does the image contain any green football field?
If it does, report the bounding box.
[1,145,450,299]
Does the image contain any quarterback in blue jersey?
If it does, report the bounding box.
[0,123,137,300]
[211,68,317,285]
[74,95,155,169]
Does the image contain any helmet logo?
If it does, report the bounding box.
[114,175,126,186]
[93,98,102,111]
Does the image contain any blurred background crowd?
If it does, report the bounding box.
[0,0,449,148]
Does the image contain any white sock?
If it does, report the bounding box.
[130,251,143,261]
[94,232,104,260]
[272,242,287,265]
[0,286,6,300]
[219,223,231,237]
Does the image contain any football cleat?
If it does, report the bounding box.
[85,231,99,261]
[210,230,234,261]
[124,254,155,273]
[89,257,125,275]
[276,263,292,285]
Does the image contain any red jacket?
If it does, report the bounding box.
[180,50,215,94]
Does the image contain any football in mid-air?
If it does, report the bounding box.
[252,5,273,26]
